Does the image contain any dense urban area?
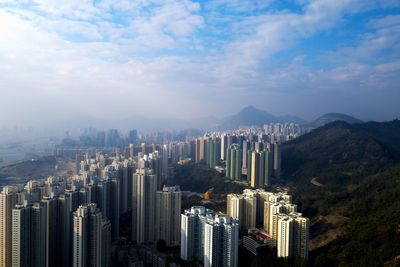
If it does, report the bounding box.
[0,121,311,267]
[1,112,400,267]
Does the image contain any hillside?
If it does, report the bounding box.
[282,120,400,187]
[281,119,400,266]
[311,165,400,266]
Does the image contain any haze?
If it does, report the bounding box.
[0,0,399,131]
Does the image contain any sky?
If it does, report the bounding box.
[0,0,399,129]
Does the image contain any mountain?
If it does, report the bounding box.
[310,113,363,128]
[218,106,307,129]
[281,119,400,266]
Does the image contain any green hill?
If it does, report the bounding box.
[282,120,400,187]
[311,165,400,266]
[281,119,400,266]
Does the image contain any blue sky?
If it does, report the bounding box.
[0,0,399,127]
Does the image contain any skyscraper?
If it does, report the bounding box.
[241,140,250,174]
[180,206,214,262]
[11,201,46,267]
[30,202,47,267]
[273,143,281,179]
[102,177,120,241]
[206,137,221,168]
[72,203,111,267]
[162,145,169,183]
[42,195,68,267]
[220,134,228,161]
[248,149,273,188]
[203,214,239,267]
[11,204,31,267]
[195,137,207,163]
[132,168,156,244]
[226,144,242,180]
[291,213,309,259]
[263,193,297,236]
[0,186,18,267]
[227,190,266,231]
[155,186,181,246]
[276,212,309,259]
[250,150,264,188]
[277,216,293,258]
[226,194,242,226]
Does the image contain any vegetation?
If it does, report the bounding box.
[238,246,309,267]
[281,120,400,266]
[172,161,248,194]
[282,120,400,187]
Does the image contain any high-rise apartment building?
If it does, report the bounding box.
[72,203,111,267]
[220,134,228,161]
[276,213,309,259]
[206,137,221,168]
[155,186,181,246]
[11,202,46,267]
[42,194,68,267]
[273,143,281,179]
[0,186,19,267]
[291,213,309,259]
[277,216,293,258]
[241,140,250,174]
[181,207,238,267]
[132,168,156,244]
[248,150,273,188]
[195,137,207,163]
[226,194,242,225]
[227,189,269,231]
[226,193,256,231]
[180,206,214,262]
[11,204,31,267]
[204,215,239,267]
[226,144,242,180]
[263,193,297,236]
[30,202,47,267]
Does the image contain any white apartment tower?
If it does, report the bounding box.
[277,216,293,258]
[180,206,213,262]
[203,214,239,267]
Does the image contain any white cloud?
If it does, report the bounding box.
[0,0,399,126]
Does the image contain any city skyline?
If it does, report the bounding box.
[0,0,400,128]
[1,118,399,266]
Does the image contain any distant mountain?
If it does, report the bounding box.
[228,105,307,126]
[310,113,363,128]
[207,106,308,129]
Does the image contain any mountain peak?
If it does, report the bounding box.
[311,113,363,128]
[241,105,258,111]
[220,106,307,128]
[238,105,264,114]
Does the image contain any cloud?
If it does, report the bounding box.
[0,0,399,128]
